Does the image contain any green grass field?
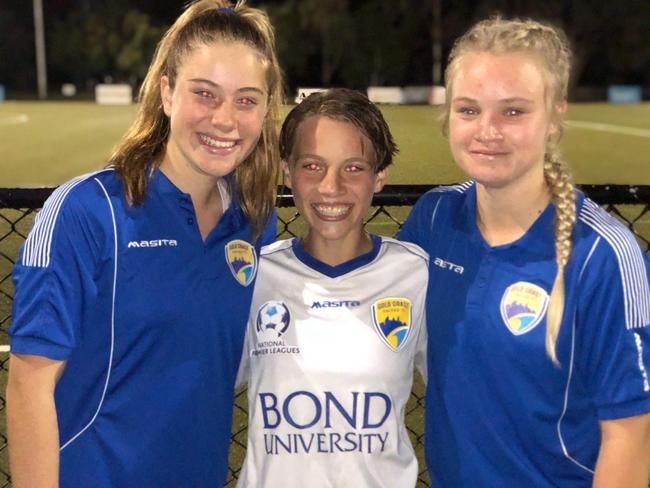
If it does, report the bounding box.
[1,101,649,187]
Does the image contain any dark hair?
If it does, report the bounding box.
[279,88,397,173]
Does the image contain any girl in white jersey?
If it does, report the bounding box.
[237,88,429,487]
[400,17,650,487]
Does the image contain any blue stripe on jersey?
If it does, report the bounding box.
[579,198,650,328]
[22,170,109,268]
[428,181,474,194]
[60,177,117,450]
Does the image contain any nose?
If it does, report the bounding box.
[476,113,503,142]
[211,100,236,132]
[318,168,344,196]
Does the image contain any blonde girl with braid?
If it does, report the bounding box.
[8,1,284,486]
[399,16,650,487]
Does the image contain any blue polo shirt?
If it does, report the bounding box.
[10,168,275,487]
[399,182,650,487]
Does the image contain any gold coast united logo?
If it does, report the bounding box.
[371,297,412,352]
[500,281,549,335]
[225,240,257,287]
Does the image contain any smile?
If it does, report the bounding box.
[312,204,352,219]
[199,134,237,148]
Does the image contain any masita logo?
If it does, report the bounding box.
[127,239,178,248]
[311,300,361,309]
[371,297,412,352]
[225,239,257,287]
[259,390,392,455]
[500,281,549,335]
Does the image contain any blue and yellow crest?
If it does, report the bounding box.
[499,281,549,335]
[225,240,257,287]
[371,297,412,352]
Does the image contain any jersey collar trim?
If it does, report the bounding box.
[291,234,382,278]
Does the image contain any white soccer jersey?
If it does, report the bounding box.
[236,235,428,488]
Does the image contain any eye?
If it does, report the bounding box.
[345,163,367,173]
[237,96,259,107]
[504,108,525,117]
[455,106,479,117]
[194,90,214,99]
[300,161,321,172]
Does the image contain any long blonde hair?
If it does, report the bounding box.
[444,17,575,364]
[109,0,284,240]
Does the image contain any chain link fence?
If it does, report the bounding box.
[0,184,649,487]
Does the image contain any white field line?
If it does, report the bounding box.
[0,345,10,353]
[0,113,29,126]
[566,120,650,138]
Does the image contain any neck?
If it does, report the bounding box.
[159,159,225,240]
[302,232,373,267]
[475,177,551,247]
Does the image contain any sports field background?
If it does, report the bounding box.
[1,101,649,187]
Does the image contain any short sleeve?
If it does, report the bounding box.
[414,310,428,384]
[10,186,105,360]
[397,192,439,250]
[576,239,650,420]
[259,210,278,247]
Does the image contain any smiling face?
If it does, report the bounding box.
[449,51,554,192]
[160,40,268,185]
[285,115,386,260]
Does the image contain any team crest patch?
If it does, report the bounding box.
[371,298,412,352]
[500,281,549,335]
[225,240,257,286]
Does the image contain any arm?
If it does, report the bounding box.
[593,413,650,488]
[7,353,67,488]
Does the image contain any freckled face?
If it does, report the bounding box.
[285,116,386,252]
[160,40,268,183]
[449,52,554,191]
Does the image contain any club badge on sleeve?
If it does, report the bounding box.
[371,298,412,352]
[500,281,549,335]
[225,239,257,286]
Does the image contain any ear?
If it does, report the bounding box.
[373,168,388,193]
[161,76,173,117]
[282,160,292,189]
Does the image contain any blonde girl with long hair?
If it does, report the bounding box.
[400,17,650,487]
[7,1,283,486]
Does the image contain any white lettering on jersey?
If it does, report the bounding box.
[127,239,178,248]
[311,300,361,309]
[433,257,464,274]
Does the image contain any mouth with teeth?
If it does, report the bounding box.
[199,134,238,151]
[311,203,352,220]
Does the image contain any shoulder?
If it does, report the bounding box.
[379,236,429,265]
[412,181,473,211]
[575,197,650,327]
[260,238,293,258]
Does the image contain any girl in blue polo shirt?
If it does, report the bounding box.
[7,1,283,486]
[400,17,650,487]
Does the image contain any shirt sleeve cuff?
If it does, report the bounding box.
[597,397,650,420]
[9,336,73,361]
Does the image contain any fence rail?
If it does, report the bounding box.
[0,184,649,486]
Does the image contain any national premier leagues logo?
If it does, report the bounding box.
[256,301,291,338]
[225,240,257,287]
[371,298,412,352]
[500,281,549,335]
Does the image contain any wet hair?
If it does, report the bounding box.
[444,17,575,365]
[279,88,397,173]
[109,0,284,240]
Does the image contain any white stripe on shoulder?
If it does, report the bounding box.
[22,170,112,268]
[579,198,650,329]
[427,181,474,194]
[381,236,429,264]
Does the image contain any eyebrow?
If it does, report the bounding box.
[188,78,266,95]
[452,96,535,104]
